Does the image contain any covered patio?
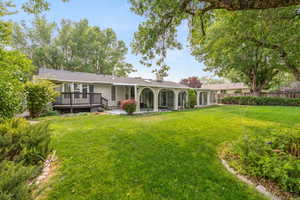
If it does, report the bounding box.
[132,86,217,113]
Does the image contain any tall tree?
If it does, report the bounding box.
[12,17,135,76]
[25,0,300,13]
[129,0,300,74]
[0,1,37,118]
[180,77,202,88]
[191,10,292,95]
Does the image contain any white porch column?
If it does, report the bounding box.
[174,90,179,110]
[154,88,159,112]
[134,85,140,112]
[185,90,189,108]
[196,91,200,107]
[207,91,211,105]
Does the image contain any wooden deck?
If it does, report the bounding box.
[53,92,108,113]
[53,104,102,109]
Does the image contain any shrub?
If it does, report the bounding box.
[0,49,34,119]
[221,96,300,106]
[0,118,52,200]
[0,118,52,165]
[187,89,197,108]
[0,161,36,200]
[121,99,137,114]
[0,79,25,119]
[225,129,300,194]
[25,80,58,118]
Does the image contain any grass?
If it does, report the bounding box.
[41,106,300,200]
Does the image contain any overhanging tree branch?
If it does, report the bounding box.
[197,0,300,11]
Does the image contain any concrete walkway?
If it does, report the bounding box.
[105,109,156,115]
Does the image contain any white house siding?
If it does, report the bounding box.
[94,84,112,106]
[115,86,125,106]
[94,85,126,107]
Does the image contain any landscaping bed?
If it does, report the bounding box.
[220,129,300,200]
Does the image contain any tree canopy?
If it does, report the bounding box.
[180,77,202,88]
[129,0,300,76]
[191,9,299,94]
[25,0,300,12]
[11,17,135,76]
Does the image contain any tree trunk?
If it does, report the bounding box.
[290,66,300,81]
[251,89,262,97]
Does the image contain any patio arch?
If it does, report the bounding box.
[178,91,188,108]
[158,89,175,110]
[199,92,208,105]
[139,87,154,111]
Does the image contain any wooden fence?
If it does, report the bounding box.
[218,91,300,99]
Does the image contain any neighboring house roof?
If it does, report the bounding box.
[36,68,191,89]
[201,83,249,90]
[280,82,300,92]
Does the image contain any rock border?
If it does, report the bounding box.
[221,159,281,200]
[35,152,57,185]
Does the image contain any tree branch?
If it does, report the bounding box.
[197,0,300,11]
[245,37,300,81]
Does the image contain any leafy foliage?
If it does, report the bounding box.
[0,118,52,200]
[0,118,52,165]
[129,1,300,83]
[221,96,300,106]
[191,9,300,94]
[224,129,300,194]
[180,77,202,88]
[0,160,36,200]
[187,89,197,108]
[0,49,34,119]
[121,99,137,114]
[25,80,58,118]
[11,17,135,76]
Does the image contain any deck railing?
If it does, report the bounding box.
[54,92,108,107]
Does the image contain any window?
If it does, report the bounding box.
[64,83,71,98]
[74,83,80,99]
[89,85,94,93]
[130,87,135,99]
[82,84,88,98]
[125,87,129,99]
[111,86,116,101]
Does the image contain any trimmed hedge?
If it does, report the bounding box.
[221,96,300,106]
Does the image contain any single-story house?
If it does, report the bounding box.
[35,68,217,113]
[201,83,250,94]
[280,82,300,92]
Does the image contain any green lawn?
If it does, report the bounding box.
[43,106,300,200]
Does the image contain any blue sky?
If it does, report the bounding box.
[8,0,212,82]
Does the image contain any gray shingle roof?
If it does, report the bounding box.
[36,68,190,89]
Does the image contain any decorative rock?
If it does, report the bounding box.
[221,159,281,200]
